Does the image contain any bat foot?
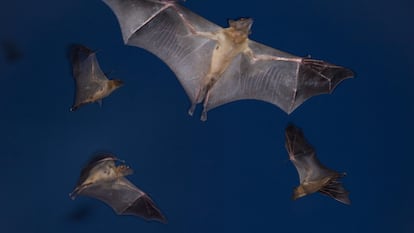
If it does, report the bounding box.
[68,192,76,200]
[200,110,207,121]
[188,104,196,116]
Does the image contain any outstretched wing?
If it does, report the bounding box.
[205,41,354,114]
[285,124,335,183]
[102,0,221,103]
[77,177,166,222]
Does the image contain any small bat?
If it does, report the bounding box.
[285,124,350,205]
[70,154,167,223]
[102,0,354,121]
[68,44,123,111]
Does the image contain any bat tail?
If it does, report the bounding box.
[124,195,167,223]
[319,174,351,205]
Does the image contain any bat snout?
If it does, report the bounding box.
[292,186,307,200]
[112,79,124,87]
[116,165,134,176]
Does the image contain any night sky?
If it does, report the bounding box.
[1,0,413,233]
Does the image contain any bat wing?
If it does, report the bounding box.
[102,0,221,103]
[78,177,166,222]
[205,41,354,114]
[319,177,351,205]
[285,124,335,183]
[69,44,109,110]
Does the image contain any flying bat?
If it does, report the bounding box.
[68,44,123,111]
[102,0,354,121]
[285,124,350,205]
[70,154,167,223]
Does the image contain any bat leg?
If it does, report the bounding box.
[200,89,213,121]
[69,182,93,200]
[188,86,208,117]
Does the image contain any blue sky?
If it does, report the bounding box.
[1,0,413,233]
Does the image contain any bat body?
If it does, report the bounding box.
[285,124,350,205]
[69,44,123,111]
[103,0,354,120]
[70,155,166,223]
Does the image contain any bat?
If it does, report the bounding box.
[102,0,354,121]
[70,154,167,223]
[68,44,123,111]
[285,124,350,205]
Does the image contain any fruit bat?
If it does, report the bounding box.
[102,0,354,121]
[285,124,350,205]
[68,44,123,111]
[70,154,167,223]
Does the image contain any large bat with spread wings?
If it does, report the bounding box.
[70,154,167,222]
[285,124,350,205]
[102,0,354,121]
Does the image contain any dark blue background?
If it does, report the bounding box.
[1,0,413,232]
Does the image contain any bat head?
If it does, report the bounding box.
[108,79,124,90]
[292,185,307,200]
[228,18,253,35]
[116,164,134,177]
